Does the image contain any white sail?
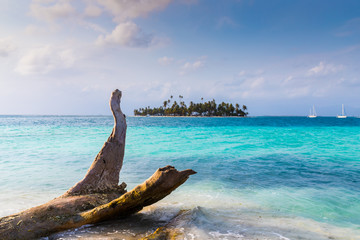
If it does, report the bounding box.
[337,104,347,118]
[308,105,317,118]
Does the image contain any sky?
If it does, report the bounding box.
[1,0,360,116]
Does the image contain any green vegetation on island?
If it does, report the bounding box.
[134,95,248,117]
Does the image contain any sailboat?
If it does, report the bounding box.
[308,105,317,118]
[336,104,347,118]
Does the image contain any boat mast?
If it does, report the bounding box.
[313,105,316,116]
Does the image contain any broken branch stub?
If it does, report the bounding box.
[65,89,127,196]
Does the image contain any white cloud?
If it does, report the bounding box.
[25,24,62,35]
[29,0,76,22]
[308,61,343,76]
[0,38,16,57]
[213,75,269,99]
[285,86,310,98]
[77,20,107,33]
[180,57,206,75]
[15,45,76,75]
[96,0,172,22]
[27,0,173,49]
[215,69,311,99]
[158,56,174,65]
[25,24,47,35]
[96,21,158,48]
[249,77,264,88]
[281,75,293,86]
[84,4,102,17]
[238,70,246,76]
[224,62,350,100]
[238,75,266,91]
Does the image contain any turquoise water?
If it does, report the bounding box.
[0,116,360,239]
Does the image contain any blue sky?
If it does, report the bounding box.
[1,0,360,116]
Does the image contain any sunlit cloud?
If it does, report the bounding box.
[29,0,76,22]
[27,0,173,49]
[96,21,157,48]
[238,70,246,76]
[95,0,172,22]
[308,61,344,76]
[0,38,17,57]
[281,75,293,86]
[83,4,102,17]
[212,64,349,100]
[15,45,76,75]
[77,20,107,33]
[158,56,174,65]
[180,56,206,75]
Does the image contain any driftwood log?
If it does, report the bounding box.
[0,89,196,240]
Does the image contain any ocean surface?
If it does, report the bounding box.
[0,116,359,239]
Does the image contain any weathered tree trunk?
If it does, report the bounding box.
[65,89,127,196]
[0,89,196,240]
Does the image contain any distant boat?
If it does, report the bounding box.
[336,104,347,118]
[308,105,317,118]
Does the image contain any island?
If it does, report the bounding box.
[134,95,248,117]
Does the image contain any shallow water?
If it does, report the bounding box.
[0,116,360,239]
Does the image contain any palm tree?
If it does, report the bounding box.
[242,105,248,116]
[235,103,240,116]
[188,101,194,116]
[229,103,235,115]
[163,101,167,109]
